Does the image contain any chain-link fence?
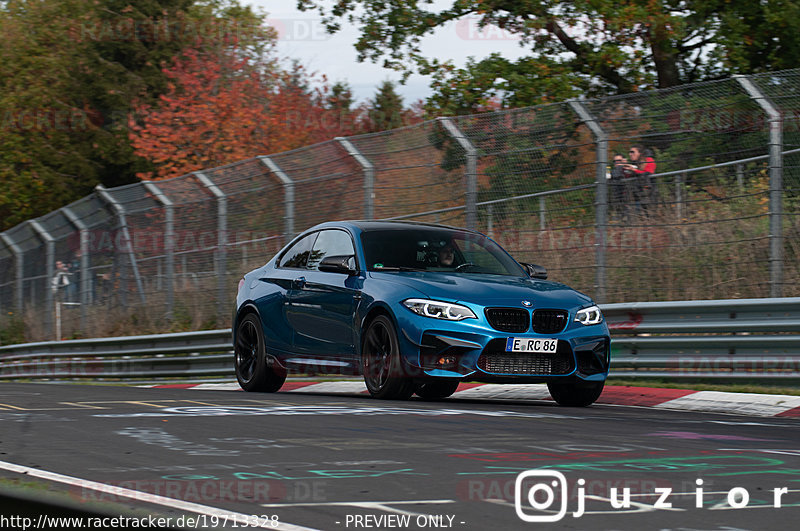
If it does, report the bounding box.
[2,71,799,341]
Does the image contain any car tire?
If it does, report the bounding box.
[547,380,604,407]
[234,313,286,392]
[415,379,460,401]
[361,315,414,400]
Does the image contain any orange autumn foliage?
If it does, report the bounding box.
[129,47,355,181]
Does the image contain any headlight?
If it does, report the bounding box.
[403,299,477,321]
[575,305,603,325]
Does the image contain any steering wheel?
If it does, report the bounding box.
[454,262,475,272]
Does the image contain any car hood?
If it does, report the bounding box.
[369,271,594,309]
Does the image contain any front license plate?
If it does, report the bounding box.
[505,337,558,353]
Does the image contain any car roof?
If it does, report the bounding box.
[313,220,481,234]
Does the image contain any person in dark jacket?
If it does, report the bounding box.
[623,145,657,217]
[609,153,629,220]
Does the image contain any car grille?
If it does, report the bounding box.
[532,309,569,334]
[485,308,529,333]
[478,339,574,375]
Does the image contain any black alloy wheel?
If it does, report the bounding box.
[361,315,414,400]
[234,313,286,392]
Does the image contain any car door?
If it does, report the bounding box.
[287,229,360,360]
[254,231,319,354]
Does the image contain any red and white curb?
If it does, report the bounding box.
[146,381,800,418]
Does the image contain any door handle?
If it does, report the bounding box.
[293,276,306,288]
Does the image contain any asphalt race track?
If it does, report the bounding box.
[1,382,799,530]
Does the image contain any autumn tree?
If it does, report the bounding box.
[0,0,270,231]
[129,48,352,180]
[298,0,800,113]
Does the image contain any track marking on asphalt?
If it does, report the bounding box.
[59,401,107,409]
[146,381,800,418]
[122,401,174,408]
[0,402,27,410]
[183,399,232,406]
[0,397,305,412]
[261,500,456,518]
[229,398,296,406]
[0,459,318,531]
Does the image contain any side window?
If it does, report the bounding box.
[308,230,356,270]
[278,233,318,269]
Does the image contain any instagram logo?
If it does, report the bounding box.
[514,471,568,522]
[513,470,793,522]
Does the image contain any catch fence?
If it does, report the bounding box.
[2,71,800,341]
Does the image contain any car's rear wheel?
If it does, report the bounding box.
[235,313,286,392]
[415,379,460,400]
[547,380,604,407]
[361,315,414,400]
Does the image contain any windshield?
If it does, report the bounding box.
[360,227,525,276]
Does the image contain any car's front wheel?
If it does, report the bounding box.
[361,315,414,400]
[547,380,604,407]
[415,379,460,400]
[235,313,286,392]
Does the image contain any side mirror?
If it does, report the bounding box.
[318,255,356,275]
[521,262,547,280]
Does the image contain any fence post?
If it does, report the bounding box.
[143,181,174,320]
[568,100,608,303]
[438,117,477,230]
[735,163,745,192]
[258,157,295,243]
[193,172,227,320]
[62,207,89,330]
[735,75,783,297]
[539,196,547,231]
[335,137,375,219]
[95,185,147,305]
[28,220,55,338]
[0,233,24,314]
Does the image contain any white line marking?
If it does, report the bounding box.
[0,459,317,531]
[655,391,800,417]
[262,499,455,517]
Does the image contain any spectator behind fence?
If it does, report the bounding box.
[51,260,71,297]
[609,153,628,219]
[623,145,657,216]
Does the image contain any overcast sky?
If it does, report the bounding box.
[250,1,529,105]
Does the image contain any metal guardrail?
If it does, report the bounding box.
[604,298,800,378]
[0,329,233,380]
[0,298,798,381]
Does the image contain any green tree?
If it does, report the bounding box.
[298,0,800,113]
[326,81,355,113]
[0,0,272,231]
[368,80,405,131]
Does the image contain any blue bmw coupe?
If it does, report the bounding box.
[233,221,610,406]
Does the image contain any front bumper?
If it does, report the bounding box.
[396,309,610,383]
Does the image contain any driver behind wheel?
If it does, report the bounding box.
[438,244,455,267]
